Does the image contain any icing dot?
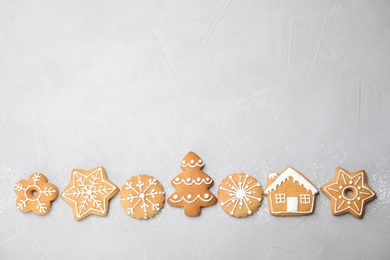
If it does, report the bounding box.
[198,159,202,163]
[187,194,192,199]
[204,193,209,199]
[190,160,194,164]
[348,201,351,205]
[139,193,145,199]
[339,186,343,189]
[358,186,361,189]
[349,181,353,184]
[175,177,180,181]
[196,178,201,182]
[173,194,178,199]
[182,160,186,164]
[339,196,342,199]
[206,177,210,181]
[357,197,361,200]
[186,177,191,182]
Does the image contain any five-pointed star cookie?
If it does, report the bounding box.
[61,166,119,221]
[321,167,376,218]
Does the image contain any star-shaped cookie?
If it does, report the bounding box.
[61,166,119,221]
[321,167,376,218]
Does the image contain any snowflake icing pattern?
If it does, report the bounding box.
[219,174,262,216]
[61,167,118,220]
[121,175,164,219]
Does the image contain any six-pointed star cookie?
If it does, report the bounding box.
[321,167,376,219]
[61,166,119,221]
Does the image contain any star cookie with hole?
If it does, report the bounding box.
[218,173,263,218]
[321,167,376,219]
[120,174,165,220]
[61,166,119,221]
[14,173,58,215]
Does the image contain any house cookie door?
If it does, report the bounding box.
[287,197,298,212]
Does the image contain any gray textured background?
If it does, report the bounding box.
[1,0,390,259]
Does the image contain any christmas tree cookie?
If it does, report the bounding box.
[218,173,263,218]
[61,166,119,221]
[321,167,376,218]
[168,152,217,216]
[120,174,165,219]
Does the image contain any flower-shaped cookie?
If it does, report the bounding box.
[321,167,376,218]
[14,173,58,215]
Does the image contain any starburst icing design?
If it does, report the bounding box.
[218,173,263,217]
[321,167,376,218]
[120,174,165,219]
[61,166,119,221]
[14,173,58,215]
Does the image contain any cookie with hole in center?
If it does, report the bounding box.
[14,173,58,215]
[321,167,376,218]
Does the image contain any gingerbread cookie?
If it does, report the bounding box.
[120,174,165,219]
[321,167,376,218]
[218,173,263,217]
[168,152,217,216]
[14,173,58,215]
[61,166,119,221]
[264,166,319,216]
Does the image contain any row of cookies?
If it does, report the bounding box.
[14,152,376,220]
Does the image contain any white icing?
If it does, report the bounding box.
[219,174,262,216]
[180,160,205,168]
[172,178,213,186]
[15,173,57,213]
[286,197,298,212]
[269,172,278,179]
[121,175,164,219]
[61,168,117,219]
[323,169,376,216]
[264,167,318,195]
[169,194,214,204]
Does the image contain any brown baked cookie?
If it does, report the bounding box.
[321,167,376,219]
[264,166,319,216]
[61,166,119,221]
[218,173,263,217]
[168,151,217,216]
[120,174,165,219]
[14,173,58,215]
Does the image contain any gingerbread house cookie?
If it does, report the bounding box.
[264,166,319,216]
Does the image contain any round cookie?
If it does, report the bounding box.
[120,174,165,219]
[218,173,263,218]
[14,173,58,215]
[321,167,376,219]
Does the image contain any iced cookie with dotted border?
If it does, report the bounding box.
[14,173,58,215]
[61,166,119,221]
[120,174,165,219]
[218,173,263,218]
[168,152,217,216]
[321,167,376,219]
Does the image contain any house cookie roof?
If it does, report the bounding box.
[264,167,319,195]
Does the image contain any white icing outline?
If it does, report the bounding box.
[169,194,214,204]
[322,169,375,216]
[172,178,212,186]
[264,167,319,195]
[61,167,117,219]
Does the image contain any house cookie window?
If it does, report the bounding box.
[275,194,285,203]
[300,194,310,204]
